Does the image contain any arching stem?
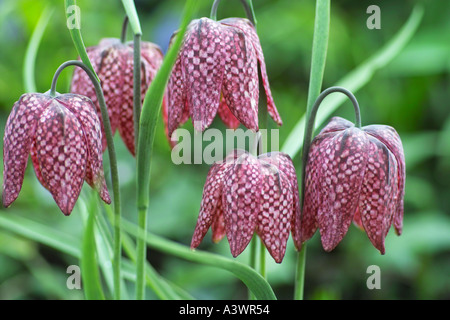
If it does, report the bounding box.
[50,60,122,300]
[210,0,257,26]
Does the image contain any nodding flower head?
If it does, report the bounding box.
[191,150,300,263]
[71,38,164,156]
[2,92,111,215]
[300,116,405,254]
[165,17,282,144]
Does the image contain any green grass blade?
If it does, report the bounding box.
[23,6,54,93]
[135,0,197,300]
[79,196,106,300]
[121,219,277,300]
[281,5,424,159]
[0,214,80,257]
[64,0,99,82]
[121,0,142,35]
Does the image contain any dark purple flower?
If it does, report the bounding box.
[300,117,405,254]
[191,150,300,263]
[71,38,164,156]
[165,17,282,142]
[2,93,111,215]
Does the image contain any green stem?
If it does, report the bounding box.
[135,0,197,300]
[259,239,266,279]
[49,60,122,300]
[210,0,257,26]
[294,243,307,300]
[248,236,257,300]
[133,33,141,154]
[294,0,330,300]
[120,16,129,44]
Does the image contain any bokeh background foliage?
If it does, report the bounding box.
[0,0,449,299]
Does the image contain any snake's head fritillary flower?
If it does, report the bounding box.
[71,38,164,156]
[191,149,299,263]
[2,92,111,215]
[165,17,282,144]
[300,117,405,254]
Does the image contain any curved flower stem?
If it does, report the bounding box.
[301,86,362,195]
[210,0,257,26]
[50,60,122,300]
[120,16,129,44]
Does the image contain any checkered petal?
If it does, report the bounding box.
[359,137,399,254]
[258,152,301,250]
[167,55,189,139]
[221,18,282,126]
[256,164,293,263]
[191,161,229,249]
[71,43,123,151]
[363,125,405,235]
[55,94,111,204]
[217,98,241,129]
[191,150,247,248]
[181,18,226,132]
[319,116,354,134]
[222,153,262,257]
[315,128,369,252]
[34,101,88,215]
[221,24,259,131]
[2,93,50,207]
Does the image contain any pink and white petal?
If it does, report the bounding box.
[139,41,164,71]
[316,128,369,252]
[319,116,354,135]
[221,24,259,131]
[221,18,282,126]
[301,132,337,243]
[56,94,111,204]
[363,125,405,235]
[71,45,123,151]
[257,165,293,263]
[258,152,301,250]
[35,102,87,215]
[222,154,262,257]
[191,161,231,249]
[217,98,241,129]
[167,54,188,138]
[211,200,226,243]
[182,18,226,131]
[2,93,50,207]
[359,137,398,254]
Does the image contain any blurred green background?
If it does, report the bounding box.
[0,0,449,300]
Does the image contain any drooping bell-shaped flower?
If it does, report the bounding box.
[300,116,405,254]
[165,17,282,144]
[2,92,111,215]
[191,149,300,263]
[71,38,164,156]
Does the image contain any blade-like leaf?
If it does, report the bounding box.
[23,6,54,92]
[64,0,99,82]
[121,219,277,300]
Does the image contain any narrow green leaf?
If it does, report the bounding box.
[80,196,105,300]
[121,219,277,300]
[23,6,54,92]
[281,5,424,159]
[121,0,142,35]
[64,0,99,82]
[135,0,197,300]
